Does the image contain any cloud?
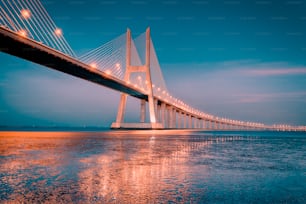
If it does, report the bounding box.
[160,60,306,125]
[243,68,306,76]
[233,92,306,104]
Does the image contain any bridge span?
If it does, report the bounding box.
[0,0,305,131]
[2,26,305,131]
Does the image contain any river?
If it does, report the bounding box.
[0,130,305,203]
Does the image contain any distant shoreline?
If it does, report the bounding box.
[0,126,109,132]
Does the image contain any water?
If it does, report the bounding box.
[0,130,305,203]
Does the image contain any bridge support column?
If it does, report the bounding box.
[178,112,184,129]
[168,107,171,128]
[169,107,174,128]
[166,106,170,128]
[161,103,166,127]
[157,103,161,123]
[111,28,163,129]
[140,99,146,123]
[189,116,192,129]
[173,109,176,128]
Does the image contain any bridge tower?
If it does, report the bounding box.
[111,28,164,129]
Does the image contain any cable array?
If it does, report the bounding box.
[79,32,148,91]
[0,0,75,56]
[79,33,127,80]
[129,33,147,91]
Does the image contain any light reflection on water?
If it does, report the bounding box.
[0,130,305,203]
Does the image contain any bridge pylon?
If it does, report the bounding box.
[111,28,164,129]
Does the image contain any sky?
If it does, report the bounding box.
[1,0,306,127]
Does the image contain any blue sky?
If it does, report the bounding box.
[1,0,306,127]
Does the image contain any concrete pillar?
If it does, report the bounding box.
[178,112,182,129]
[168,107,172,128]
[161,103,166,127]
[157,104,161,123]
[172,109,176,128]
[154,99,158,122]
[145,28,157,123]
[167,106,171,128]
[140,99,146,123]
[189,115,192,129]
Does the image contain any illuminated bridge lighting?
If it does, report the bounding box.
[21,9,31,19]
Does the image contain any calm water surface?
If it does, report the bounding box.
[0,130,305,203]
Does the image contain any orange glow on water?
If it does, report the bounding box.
[0,131,240,203]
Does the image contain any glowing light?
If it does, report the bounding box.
[90,63,97,68]
[18,29,27,37]
[21,9,31,19]
[54,28,62,36]
[137,76,142,80]
[106,70,111,75]
[115,63,120,69]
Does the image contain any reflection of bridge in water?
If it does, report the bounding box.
[1,131,241,202]
[0,0,305,131]
[0,130,220,203]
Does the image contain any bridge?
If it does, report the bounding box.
[1,0,305,131]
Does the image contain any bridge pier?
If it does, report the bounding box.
[140,99,146,123]
[189,115,192,128]
[161,103,166,127]
[177,111,181,129]
[111,28,163,129]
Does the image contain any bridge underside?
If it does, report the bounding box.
[0,28,147,100]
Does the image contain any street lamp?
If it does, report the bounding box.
[90,63,97,69]
[54,28,62,37]
[21,9,31,19]
[18,29,27,37]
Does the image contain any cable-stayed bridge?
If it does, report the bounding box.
[0,0,305,131]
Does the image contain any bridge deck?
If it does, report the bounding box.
[0,27,147,100]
